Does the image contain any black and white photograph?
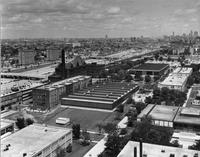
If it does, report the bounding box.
[0,0,200,157]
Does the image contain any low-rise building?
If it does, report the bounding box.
[158,67,192,92]
[131,63,169,81]
[118,141,200,157]
[1,124,72,157]
[1,119,15,138]
[32,75,91,110]
[137,104,200,131]
[158,74,188,91]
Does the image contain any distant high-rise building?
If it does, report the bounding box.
[18,48,35,65]
[172,32,175,36]
[46,47,61,61]
[105,34,108,39]
[194,31,199,37]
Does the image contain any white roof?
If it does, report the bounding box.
[118,141,200,157]
[1,124,71,157]
[159,74,188,86]
[173,67,193,75]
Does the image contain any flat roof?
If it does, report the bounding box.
[133,63,169,71]
[1,119,14,131]
[137,104,155,119]
[174,107,200,125]
[118,141,200,157]
[159,74,188,86]
[173,67,193,75]
[1,78,43,97]
[1,124,71,157]
[148,105,179,122]
[180,107,200,116]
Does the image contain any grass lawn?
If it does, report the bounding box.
[66,140,96,157]
[43,107,117,131]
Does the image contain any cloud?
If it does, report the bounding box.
[107,6,121,14]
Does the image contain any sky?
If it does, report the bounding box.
[0,0,200,39]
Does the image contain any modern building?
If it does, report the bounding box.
[131,63,169,81]
[118,141,200,157]
[137,104,200,131]
[1,124,72,157]
[1,119,15,138]
[18,48,35,65]
[32,75,91,110]
[137,104,179,127]
[174,107,200,131]
[61,82,138,110]
[158,67,192,92]
[172,67,193,76]
[158,74,188,91]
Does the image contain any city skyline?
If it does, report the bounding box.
[0,0,200,39]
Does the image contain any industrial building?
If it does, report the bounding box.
[118,141,200,157]
[32,75,91,110]
[61,82,138,110]
[1,124,72,157]
[137,104,200,131]
[18,48,35,65]
[131,63,169,81]
[158,67,192,92]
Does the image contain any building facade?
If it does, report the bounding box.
[18,48,35,65]
[32,75,91,110]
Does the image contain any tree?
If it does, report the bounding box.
[16,117,25,129]
[135,102,146,114]
[116,104,124,113]
[72,124,80,139]
[96,121,104,134]
[26,118,34,126]
[171,140,180,147]
[158,56,163,61]
[104,133,122,157]
[145,75,151,83]
[82,129,90,141]
[189,140,200,151]
[56,147,66,157]
[154,54,159,61]
[66,144,72,153]
[125,74,132,82]
[102,122,117,134]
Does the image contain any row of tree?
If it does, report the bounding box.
[145,87,187,106]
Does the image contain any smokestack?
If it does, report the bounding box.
[140,139,143,157]
[61,49,66,79]
[134,147,137,157]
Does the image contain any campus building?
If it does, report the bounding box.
[158,67,192,92]
[1,119,15,138]
[131,63,169,81]
[18,48,35,65]
[32,75,91,110]
[61,82,138,110]
[118,141,200,157]
[137,104,200,131]
[1,124,72,157]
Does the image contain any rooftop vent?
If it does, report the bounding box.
[23,153,27,157]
